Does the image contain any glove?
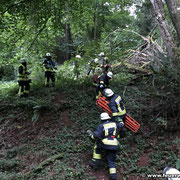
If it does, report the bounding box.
[87,130,93,137]
[116,117,124,125]
[28,79,32,83]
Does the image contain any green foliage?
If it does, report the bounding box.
[101,28,143,61]
[0,81,18,99]
[0,159,21,172]
[135,0,155,36]
[0,65,15,81]
[155,117,167,128]
[0,2,179,178]
[0,62,179,179]
[0,0,136,68]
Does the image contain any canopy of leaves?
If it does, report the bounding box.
[0,0,135,66]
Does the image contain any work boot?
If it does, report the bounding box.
[23,93,28,97]
[89,160,99,169]
[109,175,116,180]
[109,177,116,180]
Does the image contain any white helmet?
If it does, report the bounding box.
[100,112,111,120]
[107,71,113,79]
[76,55,81,58]
[94,58,98,63]
[46,53,51,57]
[163,167,180,180]
[103,88,114,97]
[99,52,105,56]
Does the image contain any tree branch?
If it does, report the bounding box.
[23,153,64,178]
[27,18,49,51]
[1,0,30,16]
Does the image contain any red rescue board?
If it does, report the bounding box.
[96,96,112,115]
[96,95,140,133]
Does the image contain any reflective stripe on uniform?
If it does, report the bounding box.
[93,145,101,159]
[109,168,116,174]
[18,86,23,96]
[100,81,104,84]
[112,110,126,116]
[45,77,48,86]
[24,90,29,94]
[103,123,116,136]
[91,135,95,140]
[18,77,27,81]
[18,75,27,81]
[113,96,126,116]
[115,96,122,103]
[93,153,101,159]
[18,64,28,81]
[45,68,53,72]
[102,138,118,146]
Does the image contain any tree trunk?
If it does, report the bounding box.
[109,34,113,55]
[65,0,73,60]
[93,0,98,40]
[65,23,73,60]
[150,0,176,61]
[93,13,97,40]
[165,0,180,41]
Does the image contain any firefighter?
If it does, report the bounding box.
[73,55,81,80]
[17,60,31,97]
[96,71,113,99]
[87,112,124,180]
[86,58,99,76]
[43,53,57,87]
[99,52,105,67]
[103,59,111,73]
[99,52,111,73]
[103,88,127,123]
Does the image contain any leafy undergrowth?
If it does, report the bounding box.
[0,73,179,180]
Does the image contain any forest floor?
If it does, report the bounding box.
[0,79,179,180]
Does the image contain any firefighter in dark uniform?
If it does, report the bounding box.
[73,55,81,80]
[43,53,56,87]
[87,112,124,180]
[103,59,111,73]
[18,60,31,97]
[103,88,127,123]
[86,58,99,76]
[99,52,111,73]
[96,71,113,99]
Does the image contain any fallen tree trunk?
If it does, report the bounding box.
[23,153,64,178]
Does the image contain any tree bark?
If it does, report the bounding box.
[65,0,73,60]
[165,0,180,41]
[93,0,98,40]
[150,0,176,61]
[65,23,73,60]
[93,12,97,40]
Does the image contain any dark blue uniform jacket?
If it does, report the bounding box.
[91,121,124,150]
